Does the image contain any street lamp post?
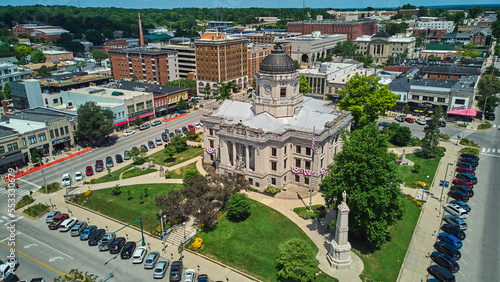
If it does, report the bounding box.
[440,163,454,203]
[183,222,186,242]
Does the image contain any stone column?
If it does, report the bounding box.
[327,190,353,269]
[232,142,237,167]
[245,145,250,171]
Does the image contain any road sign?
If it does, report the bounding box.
[160,230,167,240]
[178,243,184,254]
[439,180,450,188]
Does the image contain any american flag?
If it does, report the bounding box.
[311,131,315,162]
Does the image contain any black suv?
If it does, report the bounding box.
[109,237,126,254]
[169,261,183,282]
[427,265,455,281]
[441,224,466,240]
[434,241,461,261]
[460,153,479,161]
[115,154,123,163]
[430,252,460,273]
[88,229,105,246]
[120,241,136,259]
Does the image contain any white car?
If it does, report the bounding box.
[415,119,426,125]
[74,171,83,181]
[61,173,71,187]
[132,246,147,264]
[194,123,201,129]
[124,130,135,136]
[184,269,196,282]
[444,204,468,219]
[59,217,78,232]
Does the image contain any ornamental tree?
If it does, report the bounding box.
[320,123,405,248]
[74,101,115,146]
[421,106,443,159]
[299,74,312,94]
[338,74,398,127]
[277,238,319,282]
[226,193,251,222]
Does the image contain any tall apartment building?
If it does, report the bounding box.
[287,20,377,41]
[195,31,248,95]
[417,17,454,33]
[108,47,179,85]
[162,41,196,78]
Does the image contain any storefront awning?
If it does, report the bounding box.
[0,151,25,166]
[446,108,477,116]
[139,112,154,119]
[114,120,128,126]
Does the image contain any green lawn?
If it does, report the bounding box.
[122,168,158,179]
[151,147,203,167]
[169,162,198,179]
[94,164,133,183]
[196,200,337,282]
[395,153,441,186]
[82,184,183,233]
[352,199,421,281]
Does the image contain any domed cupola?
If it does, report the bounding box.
[259,43,296,74]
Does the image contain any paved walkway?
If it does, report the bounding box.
[397,141,462,282]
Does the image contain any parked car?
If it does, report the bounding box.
[485,111,495,121]
[109,237,126,254]
[449,200,470,213]
[194,123,202,129]
[148,141,155,149]
[197,274,209,282]
[61,173,71,187]
[45,211,61,224]
[199,121,203,127]
[415,118,426,125]
[443,215,467,230]
[80,225,97,241]
[155,137,162,146]
[98,233,116,251]
[85,166,94,176]
[105,156,114,168]
[161,133,169,142]
[182,126,188,134]
[444,204,468,219]
[441,224,466,240]
[450,185,474,198]
[95,160,104,172]
[438,232,462,249]
[120,241,136,259]
[132,246,147,264]
[169,261,183,282]
[378,121,390,127]
[395,115,405,122]
[124,150,131,160]
[58,217,78,232]
[184,269,196,282]
[459,157,478,167]
[169,132,175,138]
[430,252,460,273]
[404,117,414,123]
[139,123,150,130]
[452,179,473,189]
[151,120,162,126]
[70,221,87,237]
[188,124,196,131]
[115,154,123,163]
[460,153,479,161]
[144,251,160,269]
[153,259,170,279]
[434,241,461,261]
[74,171,83,182]
[88,229,105,246]
[455,166,475,175]
[455,173,477,184]
[123,130,135,137]
[457,162,476,171]
[48,213,69,230]
[140,144,148,152]
[175,129,182,135]
[427,265,455,282]
[448,190,469,202]
[439,121,447,127]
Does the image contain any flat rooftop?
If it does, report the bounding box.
[69,87,152,100]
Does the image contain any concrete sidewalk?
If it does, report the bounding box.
[397,141,462,281]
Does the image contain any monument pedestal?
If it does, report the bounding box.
[327,240,353,269]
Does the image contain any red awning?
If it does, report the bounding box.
[129,117,136,122]
[446,108,477,116]
[139,112,154,119]
[114,120,128,126]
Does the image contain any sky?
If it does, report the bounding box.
[1,0,499,9]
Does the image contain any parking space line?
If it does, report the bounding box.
[459,271,466,277]
[1,241,76,279]
[461,259,468,265]
[465,238,471,242]
[462,247,469,253]
[19,231,74,259]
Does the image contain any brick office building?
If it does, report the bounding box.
[287,20,377,41]
[195,31,248,95]
[108,47,179,85]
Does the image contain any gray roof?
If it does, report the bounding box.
[373,31,391,38]
[211,97,340,134]
[441,33,471,39]
[10,107,77,123]
[388,77,414,92]
[421,65,480,75]
[0,57,18,64]
[0,126,18,139]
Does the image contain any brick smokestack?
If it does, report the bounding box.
[138,11,144,46]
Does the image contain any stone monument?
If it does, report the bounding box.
[327,190,353,269]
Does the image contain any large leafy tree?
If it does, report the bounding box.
[54,269,98,282]
[2,82,12,100]
[226,193,251,222]
[0,44,15,58]
[177,98,187,111]
[215,80,236,101]
[165,78,196,96]
[74,102,115,146]
[320,123,405,248]
[456,43,480,58]
[338,74,398,127]
[30,49,46,63]
[477,74,500,112]
[90,49,108,64]
[169,134,188,153]
[332,41,359,58]
[421,106,443,159]
[299,74,312,94]
[277,238,319,282]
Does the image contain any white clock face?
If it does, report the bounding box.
[265,85,272,93]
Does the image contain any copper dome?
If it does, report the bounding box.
[259,43,296,74]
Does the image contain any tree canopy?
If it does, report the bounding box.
[165,78,196,96]
[74,102,115,146]
[30,49,46,63]
[2,82,12,100]
[332,41,359,59]
[421,106,443,159]
[299,74,312,95]
[320,123,405,248]
[91,49,108,63]
[338,74,398,127]
[456,43,480,58]
[177,98,187,111]
[215,80,236,101]
[477,74,500,112]
[277,238,319,282]
[54,269,98,282]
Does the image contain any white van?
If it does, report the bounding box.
[444,203,468,219]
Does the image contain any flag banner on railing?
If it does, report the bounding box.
[291,167,302,174]
[303,169,313,177]
[205,147,216,154]
[320,168,326,176]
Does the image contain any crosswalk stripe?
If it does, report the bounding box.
[487,148,492,153]
[482,148,486,152]
[1,216,8,220]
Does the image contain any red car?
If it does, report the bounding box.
[404,117,415,123]
[188,124,195,131]
[48,213,69,230]
[86,166,94,176]
[455,167,475,175]
[95,160,104,172]
[453,178,473,189]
